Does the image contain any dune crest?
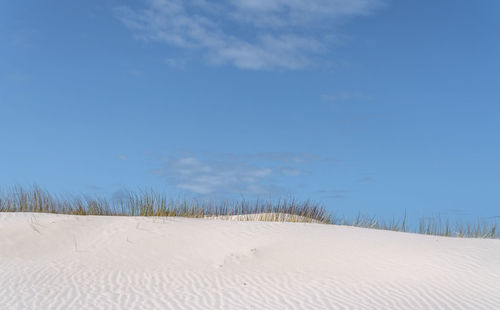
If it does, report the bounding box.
[1,212,499,309]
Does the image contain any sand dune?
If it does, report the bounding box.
[1,213,499,309]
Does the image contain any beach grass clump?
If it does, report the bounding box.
[455,220,498,239]
[417,217,498,239]
[0,186,331,224]
[0,186,498,239]
[329,212,498,239]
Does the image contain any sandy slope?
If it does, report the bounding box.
[1,213,499,310]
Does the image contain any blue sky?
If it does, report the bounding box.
[1,0,499,220]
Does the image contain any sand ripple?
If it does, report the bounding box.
[1,213,499,309]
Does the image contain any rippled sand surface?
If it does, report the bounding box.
[1,212,500,309]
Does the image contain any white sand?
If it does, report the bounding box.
[1,213,500,309]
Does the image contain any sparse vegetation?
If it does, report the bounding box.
[0,186,331,223]
[0,186,498,239]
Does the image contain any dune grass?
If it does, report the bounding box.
[0,186,498,239]
[0,186,330,223]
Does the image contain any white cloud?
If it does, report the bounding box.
[149,151,338,196]
[280,167,303,176]
[115,0,383,70]
[322,91,370,104]
[156,156,274,195]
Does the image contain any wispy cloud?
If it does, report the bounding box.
[153,156,274,195]
[337,114,389,124]
[323,91,370,104]
[209,151,338,163]
[279,167,304,176]
[115,0,383,70]
[316,189,350,199]
[360,176,375,183]
[163,57,185,68]
[149,151,336,196]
